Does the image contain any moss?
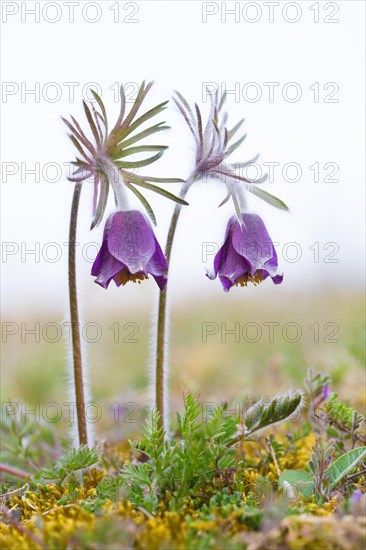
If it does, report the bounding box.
[0,424,364,549]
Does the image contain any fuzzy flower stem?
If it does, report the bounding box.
[155,176,196,430]
[68,182,88,446]
[234,182,247,212]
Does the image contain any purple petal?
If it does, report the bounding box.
[263,246,280,277]
[146,238,168,275]
[146,253,168,290]
[215,237,251,285]
[151,274,168,291]
[91,237,125,289]
[208,213,283,290]
[271,273,284,285]
[211,245,223,279]
[107,211,156,274]
[219,275,234,292]
[231,214,275,273]
[146,240,168,290]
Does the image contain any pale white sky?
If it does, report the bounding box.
[1,0,365,315]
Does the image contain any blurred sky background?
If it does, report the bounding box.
[1,0,365,317]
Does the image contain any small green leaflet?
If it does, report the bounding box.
[131,180,189,206]
[248,185,289,211]
[278,469,315,499]
[325,446,366,489]
[125,182,157,226]
[91,175,109,230]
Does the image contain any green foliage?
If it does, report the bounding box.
[308,438,335,499]
[40,446,99,485]
[119,392,305,512]
[120,394,239,512]
[243,391,303,436]
[306,389,366,501]
[2,379,366,550]
[278,470,315,499]
[0,403,59,471]
[323,393,365,443]
[95,475,125,503]
[247,185,289,211]
[304,368,331,401]
[324,446,366,489]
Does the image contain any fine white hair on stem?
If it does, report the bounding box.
[103,159,130,212]
[63,308,94,447]
[148,289,170,435]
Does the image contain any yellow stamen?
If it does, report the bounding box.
[235,270,263,287]
[114,268,149,286]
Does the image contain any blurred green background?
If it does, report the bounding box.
[1,291,365,442]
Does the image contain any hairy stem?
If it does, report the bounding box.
[155,178,194,430]
[69,182,88,446]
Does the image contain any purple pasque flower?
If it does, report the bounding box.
[175,89,288,289]
[91,210,168,290]
[207,213,283,292]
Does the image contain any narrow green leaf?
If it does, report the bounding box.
[245,392,303,435]
[174,90,193,115]
[70,115,96,153]
[218,191,231,208]
[247,174,268,185]
[173,97,197,139]
[226,134,247,156]
[115,145,168,159]
[218,91,227,112]
[231,190,242,224]
[125,182,157,226]
[91,90,107,122]
[120,80,153,130]
[116,151,164,169]
[227,119,245,141]
[91,103,104,141]
[119,102,169,142]
[213,118,220,136]
[116,123,170,150]
[132,101,168,128]
[115,84,126,127]
[69,135,90,162]
[195,103,203,148]
[71,158,90,170]
[325,446,366,489]
[119,81,145,128]
[91,175,109,230]
[62,117,94,154]
[131,180,189,205]
[224,127,229,147]
[231,154,260,170]
[120,462,153,488]
[144,177,185,183]
[94,111,107,135]
[248,186,289,211]
[83,100,101,147]
[91,90,108,136]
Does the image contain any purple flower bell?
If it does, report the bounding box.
[208,213,283,292]
[91,210,168,290]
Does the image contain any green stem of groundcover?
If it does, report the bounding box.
[68,182,88,446]
[155,176,196,430]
